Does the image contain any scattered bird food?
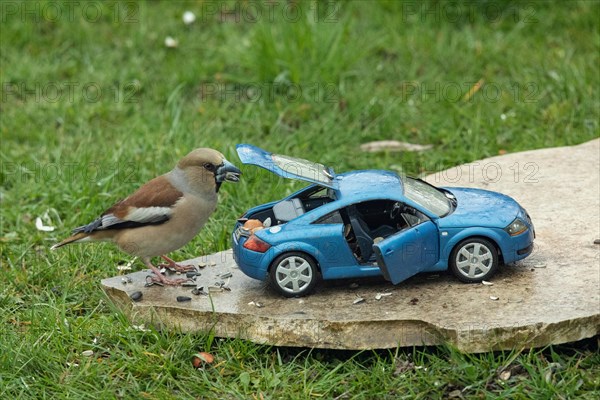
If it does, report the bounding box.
[130,291,143,302]
[353,297,365,305]
[145,276,164,287]
[247,301,264,308]
[81,350,94,357]
[482,280,493,286]
[176,296,192,303]
[219,272,233,279]
[375,292,392,300]
[490,296,499,301]
[192,287,208,296]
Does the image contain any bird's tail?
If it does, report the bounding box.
[50,232,91,250]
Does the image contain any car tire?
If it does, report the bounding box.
[449,238,499,283]
[269,252,318,297]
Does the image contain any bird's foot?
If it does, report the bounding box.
[145,264,193,286]
[146,273,191,287]
[159,255,197,273]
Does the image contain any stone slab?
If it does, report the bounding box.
[102,139,600,352]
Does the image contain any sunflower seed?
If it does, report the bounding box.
[353,297,365,305]
[482,280,493,286]
[192,287,208,296]
[219,272,233,279]
[176,296,192,302]
[81,350,94,357]
[130,291,143,302]
[489,296,499,301]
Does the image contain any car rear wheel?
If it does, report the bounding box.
[269,252,318,297]
[450,238,499,283]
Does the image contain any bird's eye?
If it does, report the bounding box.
[203,163,216,172]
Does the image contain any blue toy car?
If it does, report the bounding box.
[232,144,535,297]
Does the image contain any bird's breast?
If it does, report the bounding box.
[114,194,217,258]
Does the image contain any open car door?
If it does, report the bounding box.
[236,144,337,189]
[374,220,439,284]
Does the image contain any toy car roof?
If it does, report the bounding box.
[236,144,405,201]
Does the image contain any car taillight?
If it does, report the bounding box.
[243,235,271,253]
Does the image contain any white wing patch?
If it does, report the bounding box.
[124,206,173,223]
[98,206,172,229]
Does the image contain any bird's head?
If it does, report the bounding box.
[177,148,241,193]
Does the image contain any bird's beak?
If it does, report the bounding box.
[216,159,242,183]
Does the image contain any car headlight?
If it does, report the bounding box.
[505,218,528,236]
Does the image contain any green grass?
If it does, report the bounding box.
[1,0,599,398]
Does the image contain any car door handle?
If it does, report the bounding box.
[385,249,394,255]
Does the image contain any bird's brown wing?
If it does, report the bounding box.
[73,175,183,233]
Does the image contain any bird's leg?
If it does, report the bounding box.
[143,259,190,286]
[158,255,196,273]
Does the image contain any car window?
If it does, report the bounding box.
[401,209,428,227]
[402,177,451,217]
[314,210,343,224]
[272,154,332,185]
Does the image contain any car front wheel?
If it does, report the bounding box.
[450,238,499,283]
[269,252,318,297]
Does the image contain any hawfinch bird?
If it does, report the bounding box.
[51,148,241,285]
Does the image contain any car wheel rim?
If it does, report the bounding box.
[275,256,313,293]
[455,243,493,279]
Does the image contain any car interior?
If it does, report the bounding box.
[242,185,429,264]
[340,200,429,263]
[247,186,336,225]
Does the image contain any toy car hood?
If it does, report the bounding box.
[236,144,337,189]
